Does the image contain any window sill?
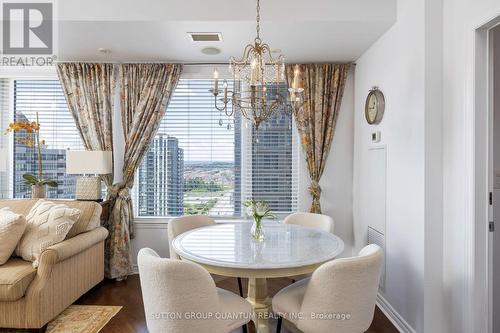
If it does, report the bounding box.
[133,216,253,225]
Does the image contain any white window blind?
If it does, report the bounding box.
[12,80,83,199]
[136,78,299,218]
[0,79,10,199]
[240,85,299,216]
[137,79,236,217]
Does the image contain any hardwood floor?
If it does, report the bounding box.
[76,275,398,333]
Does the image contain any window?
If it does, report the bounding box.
[136,78,299,218]
[137,80,236,217]
[11,80,83,199]
[0,79,10,198]
[243,110,298,215]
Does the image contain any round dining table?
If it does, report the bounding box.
[172,222,344,333]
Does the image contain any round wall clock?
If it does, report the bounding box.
[365,87,385,125]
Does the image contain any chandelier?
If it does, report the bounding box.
[211,0,303,130]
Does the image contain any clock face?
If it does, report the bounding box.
[367,94,378,122]
[365,88,385,125]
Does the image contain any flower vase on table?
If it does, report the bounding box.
[244,199,275,242]
[251,216,265,242]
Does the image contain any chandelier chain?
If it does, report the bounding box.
[256,0,260,40]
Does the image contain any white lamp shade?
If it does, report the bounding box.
[66,150,113,175]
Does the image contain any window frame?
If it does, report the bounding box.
[6,76,84,199]
[132,70,301,222]
[0,66,301,221]
[1,69,61,199]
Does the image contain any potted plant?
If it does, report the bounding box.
[5,112,58,198]
[243,199,275,241]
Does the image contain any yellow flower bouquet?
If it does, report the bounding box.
[5,113,58,192]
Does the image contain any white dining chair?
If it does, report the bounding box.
[168,215,215,260]
[138,248,252,333]
[168,215,245,298]
[283,212,335,234]
[283,212,335,282]
[272,244,383,333]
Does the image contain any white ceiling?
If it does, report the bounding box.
[56,0,396,63]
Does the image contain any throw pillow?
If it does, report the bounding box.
[16,199,81,267]
[0,207,27,265]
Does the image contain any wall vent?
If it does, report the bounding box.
[188,32,222,42]
[368,226,386,291]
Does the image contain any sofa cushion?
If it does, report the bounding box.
[0,199,102,239]
[0,258,36,301]
[0,208,27,265]
[16,200,81,267]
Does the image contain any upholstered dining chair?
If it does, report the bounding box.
[138,248,252,333]
[283,212,335,282]
[283,212,335,234]
[168,215,245,297]
[272,244,383,333]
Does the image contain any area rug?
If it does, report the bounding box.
[0,305,122,333]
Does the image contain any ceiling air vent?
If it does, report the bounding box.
[188,32,222,42]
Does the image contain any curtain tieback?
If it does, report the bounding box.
[309,180,322,214]
[108,184,131,201]
[309,180,322,199]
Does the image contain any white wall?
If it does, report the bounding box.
[131,70,356,267]
[441,1,500,332]
[353,0,445,332]
[494,26,500,333]
[353,0,500,331]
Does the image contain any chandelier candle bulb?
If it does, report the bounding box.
[213,68,219,95]
[250,58,258,85]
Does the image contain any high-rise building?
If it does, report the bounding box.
[167,136,184,216]
[137,135,184,216]
[251,113,294,213]
[234,84,295,215]
[13,113,77,199]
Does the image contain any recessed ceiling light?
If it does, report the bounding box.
[272,49,282,54]
[201,47,221,55]
[98,48,112,54]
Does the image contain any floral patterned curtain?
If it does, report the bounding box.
[286,64,350,213]
[56,63,116,187]
[106,63,182,279]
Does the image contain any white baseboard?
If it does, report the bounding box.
[376,293,416,333]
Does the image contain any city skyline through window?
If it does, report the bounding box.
[137,79,298,218]
[2,78,298,217]
[12,80,83,199]
[137,80,236,217]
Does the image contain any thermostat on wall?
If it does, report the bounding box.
[371,131,381,143]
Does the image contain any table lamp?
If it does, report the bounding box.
[66,150,112,201]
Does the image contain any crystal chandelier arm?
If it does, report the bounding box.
[213,91,236,117]
[214,96,227,112]
[259,43,278,63]
[230,43,256,64]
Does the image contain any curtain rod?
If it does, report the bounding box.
[54,61,356,66]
